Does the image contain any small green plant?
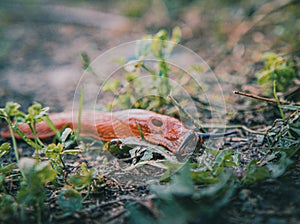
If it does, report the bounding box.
[1,26,300,223]
[0,194,17,223]
[129,163,236,223]
[256,52,297,95]
[0,142,10,157]
[58,187,83,212]
[127,109,300,223]
[0,102,101,223]
[104,27,182,111]
[17,158,57,223]
[0,102,49,161]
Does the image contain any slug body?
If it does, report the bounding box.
[0,109,231,154]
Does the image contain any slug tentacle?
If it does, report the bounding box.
[198,130,237,139]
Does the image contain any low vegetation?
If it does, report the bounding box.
[1,27,300,223]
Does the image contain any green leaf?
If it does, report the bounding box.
[0,194,17,222]
[103,79,120,92]
[125,73,138,82]
[257,70,271,84]
[69,175,92,187]
[242,160,270,184]
[267,156,293,178]
[154,29,168,41]
[159,161,183,182]
[26,103,49,123]
[35,161,58,183]
[193,168,235,198]
[62,149,82,155]
[190,170,218,184]
[151,39,164,58]
[68,164,94,189]
[151,163,194,199]
[256,52,296,94]
[212,150,238,176]
[0,163,16,175]
[118,93,132,107]
[0,142,10,157]
[58,188,82,211]
[45,143,64,159]
[4,102,21,116]
[112,57,126,65]
[81,52,90,70]
[61,128,74,144]
[17,158,57,206]
[171,26,182,44]
[18,158,57,184]
[188,64,204,73]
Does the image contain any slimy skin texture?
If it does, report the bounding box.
[1,109,236,153]
[0,109,199,153]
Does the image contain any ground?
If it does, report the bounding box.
[0,0,300,223]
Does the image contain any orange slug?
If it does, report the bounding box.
[0,109,234,154]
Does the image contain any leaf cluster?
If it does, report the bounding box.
[0,102,103,223]
[256,52,297,95]
[127,109,300,223]
[103,27,182,111]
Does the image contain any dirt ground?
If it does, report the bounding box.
[1,0,300,223]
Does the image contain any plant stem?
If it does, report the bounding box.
[44,116,61,141]
[14,127,42,150]
[36,202,42,224]
[59,154,66,169]
[77,87,85,140]
[141,63,157,77]
[6,119,19,162]
[273,81,285,119]
[136,122,145,140]
[29,123,40,160]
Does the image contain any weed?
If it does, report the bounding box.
[256,52,297,95]
[0,102,97,223]
[127,108,300,223]
[17,158,57,223]
[103,27,182,111]
[1,27,300,223]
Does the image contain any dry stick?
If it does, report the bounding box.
[233,90,300,106]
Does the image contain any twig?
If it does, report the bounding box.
[104,209,127,223]
[233,90,300,106]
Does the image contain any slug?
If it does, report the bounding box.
[0,109,234,154]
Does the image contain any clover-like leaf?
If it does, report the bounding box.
[58,188,82,211]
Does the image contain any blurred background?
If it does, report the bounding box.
[0,0,299,110]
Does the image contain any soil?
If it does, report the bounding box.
[0,1,300,223]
